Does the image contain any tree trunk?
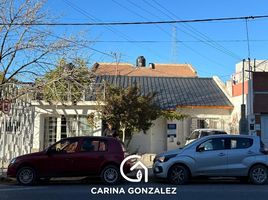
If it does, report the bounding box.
[122,127,126,143]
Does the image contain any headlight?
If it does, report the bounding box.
[156,154,177,162]
[10,158,17,165]
[157,156,165,163]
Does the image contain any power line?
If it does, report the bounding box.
[72,39,268,43]
[1,15,267,26]
[63,0,170,61]
[147,0,242,60]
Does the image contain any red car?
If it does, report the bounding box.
[7,136,130,185]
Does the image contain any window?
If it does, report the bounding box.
[200,131,213,137]
[80,139,107,152]
[78,116,94,136]
[229,138,253,149]
[197,119,206,128]
[44,117,57,148]
[50,138,79,154]
[198,138,226,151]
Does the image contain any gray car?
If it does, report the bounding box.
[153,135,268,185]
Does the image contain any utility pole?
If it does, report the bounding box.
[239,59,248,135]
[171,26,178,63]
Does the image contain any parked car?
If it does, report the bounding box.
[185,129,227,145]
[7,136,130,185]
[154,134,268,185]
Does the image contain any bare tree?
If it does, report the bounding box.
[0,0,84,86]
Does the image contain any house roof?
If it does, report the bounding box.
[94,75,233,110]
[92,62,197,77]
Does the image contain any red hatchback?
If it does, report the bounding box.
[7,136,130,185]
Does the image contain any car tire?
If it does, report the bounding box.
[249,165,268,185]
[101,165,121,184]
[168,164,189,185]
[16,166,37,186]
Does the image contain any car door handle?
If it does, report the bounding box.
[218,153,226,157]
[247,150,254,154]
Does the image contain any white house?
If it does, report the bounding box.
[0,62,234,167]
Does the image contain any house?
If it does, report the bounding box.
[96,75,233,153]
[0,59,233,167]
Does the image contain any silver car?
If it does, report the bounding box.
[154,135,268,185]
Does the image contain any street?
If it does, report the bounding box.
[1,178,268,200]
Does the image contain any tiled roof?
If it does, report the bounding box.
[94,75,233,110]
[92,62,197,77]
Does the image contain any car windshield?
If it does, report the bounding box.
[189,131,199,140]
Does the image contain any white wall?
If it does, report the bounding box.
[128,117,167,154]
[128,107,232,154]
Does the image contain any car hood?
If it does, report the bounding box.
[157,148,184,157]
[16,151,45,159]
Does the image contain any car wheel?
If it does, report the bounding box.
[17,167,36,186]
[249,165,268,185]
[101,165,120,184]
[168,164,189,185]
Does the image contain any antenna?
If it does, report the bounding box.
[171,26,178,63]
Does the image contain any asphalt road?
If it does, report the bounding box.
[0,178,268,200]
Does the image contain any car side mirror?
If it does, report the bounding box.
[197,146,205,152]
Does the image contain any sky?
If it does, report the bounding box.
[44,0,268,81]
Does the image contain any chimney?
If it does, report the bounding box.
[149,63,155,69]
[136,56,146,67]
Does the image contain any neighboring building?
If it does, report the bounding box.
[251,72,268,146]
[226,60,268,135]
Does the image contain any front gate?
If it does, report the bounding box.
[0,84,34,169]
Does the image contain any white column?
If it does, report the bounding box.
[56,117,61,141]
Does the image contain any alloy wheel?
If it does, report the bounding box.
[102,166,120,184]
[168,165,189,185]
[252,167,267,184]
[17,167,36,185]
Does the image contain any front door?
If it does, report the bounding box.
[261,115,268,147]
[193,138,228,176]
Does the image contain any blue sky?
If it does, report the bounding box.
[45,0,268,80]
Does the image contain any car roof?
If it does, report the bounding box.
[201,134,257,139]
[61,136,117,141]
[194,129,226,132]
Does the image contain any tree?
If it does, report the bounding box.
[38,58,94,103]
[0,0,85,87]
[98,84,186,143]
